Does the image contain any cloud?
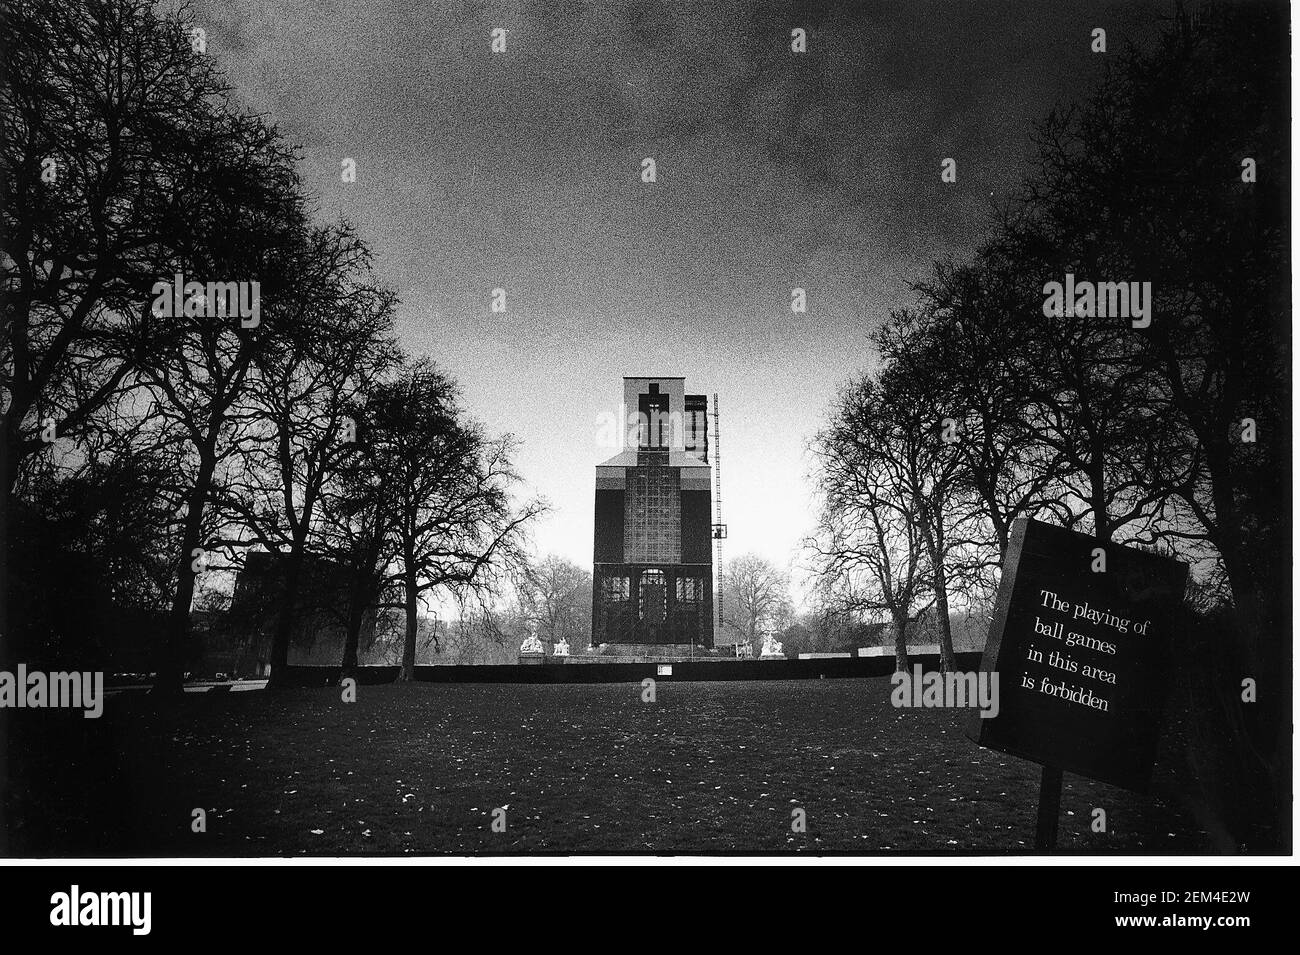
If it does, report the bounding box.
[194,0,1172,574]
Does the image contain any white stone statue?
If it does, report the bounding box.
[760,633,784,658]
[553,638,570,657]
[519,631,545,655]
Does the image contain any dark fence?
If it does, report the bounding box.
[276,651,985,687]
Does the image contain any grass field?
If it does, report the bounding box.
[6,677,1214,855]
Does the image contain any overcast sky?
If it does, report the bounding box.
[195,0,1169,600]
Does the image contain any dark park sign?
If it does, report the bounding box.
[969,518,1188,794]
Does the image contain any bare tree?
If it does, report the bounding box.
[522,555,592,651]
[719,553,792,655]
[313,425,401,680]
[226,228,399,685]
[126,138,306,693]
[999,2,1289,846]
[809,376,931,672]
[365,360,545,681]
[1,0,284,499]
[897,253,1068,562]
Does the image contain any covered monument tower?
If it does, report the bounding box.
[591,377,714,648]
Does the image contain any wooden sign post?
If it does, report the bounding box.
[1034,766,1063,851]
[969,518,1188,850]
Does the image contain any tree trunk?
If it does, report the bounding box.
[154,450,217,695]
[1213,496,1290,852]
[932,574,958,673]
[892,608,910,674]
[1089,457,1110,543]
[339,585,367,681]
[399,568,418,681]
[917,501,958,672]
[0,497,10,853]
[1,428,22,504]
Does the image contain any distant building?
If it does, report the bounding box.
[216,551,376,673]
[591,377,714,647]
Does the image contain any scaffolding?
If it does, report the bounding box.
[711,393,727,641]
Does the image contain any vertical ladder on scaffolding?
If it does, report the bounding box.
[711,393,727,646]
